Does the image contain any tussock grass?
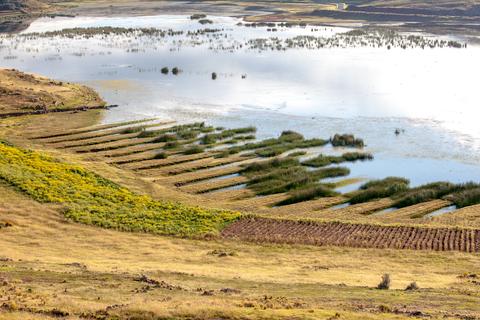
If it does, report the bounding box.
[276,184,338,206]
[153,152,168,159]
[349,177,409,204]
[215,131,328,158]
[446,187,480,208]
[201,127,257,145]
[241,157,349,197]
[303,152,373,167]
[0,142,239,236]
[150,134,178,143]
[331,134,364,148]
[183,145,205,155]
[393,182,480,208]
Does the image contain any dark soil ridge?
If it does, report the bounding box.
[222,217,480,253]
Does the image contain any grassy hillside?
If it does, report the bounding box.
[0,141,240,236]
[0,69,105,116]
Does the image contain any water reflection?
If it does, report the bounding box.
[1,15,480,184]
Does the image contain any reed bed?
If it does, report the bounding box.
[302,152,373,167]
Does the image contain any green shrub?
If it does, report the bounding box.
[164,141,180,149]
[349,177,409,204]
[331,134,364,148]
[183,145,205,155]
[277,185,338,206]
[151,134,177,143]
[153,152,168,159]
[445,187,480,208]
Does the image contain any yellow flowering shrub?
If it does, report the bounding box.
[0,142,240,236]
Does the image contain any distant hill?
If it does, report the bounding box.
[0,0,48,14]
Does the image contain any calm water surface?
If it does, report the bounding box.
[1,15,480,186]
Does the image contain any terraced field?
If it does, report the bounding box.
[27,118,480,251]
[222,218,480,253]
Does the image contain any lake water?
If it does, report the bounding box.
[1,14,480,186]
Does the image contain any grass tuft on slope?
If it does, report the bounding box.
[0,142,240,236]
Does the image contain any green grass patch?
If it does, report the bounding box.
[0,142,240,236]
[276,184,338,206]
[302,152,372,167]
[183,145,205,155]
[392,182,480,208]
[349,177,409,204]
[331,134,364,148]
[241,157,349,197]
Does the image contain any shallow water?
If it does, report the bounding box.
[425,205,457,217]
[1,15,480,186]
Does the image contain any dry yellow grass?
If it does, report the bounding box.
[434,204,480,228]
[319,198,395,218]
[180,176,248,194]
[155,155,253,176]
[122,152,215,170]
[1,183,479,319]
[384,200,452,220]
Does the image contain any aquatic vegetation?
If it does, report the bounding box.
[199,19,213,25]
[0,142,240,236]
[276,184,338,206]
[201,127,256,145]
[349,177,410,204]
[331,134,364,148]
[183,145,205,155]
[241,157,349,196]
[190,14,207,20]
[393,182,480,208]
[302,152,373,167]
[446,187,480,208]
[150,134,178,143]
[153,152,168,159]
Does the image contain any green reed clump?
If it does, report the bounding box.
[331,134,364,148]
[445,186,480,208]
[201,127,257,145]
[183,145,205,155]
[177,130,200,140]
[121,126,145,134]
[254,138,328,158]
[393,182,480,208]
[276,184,338,206]
[241,157,299,174]
[288,151,307,157]
[242,156,349,196]
[349,177,410,204]
[164,141,181,150]
[302,152,373,167]
[151,134,178,143]
[153,152,168,159]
